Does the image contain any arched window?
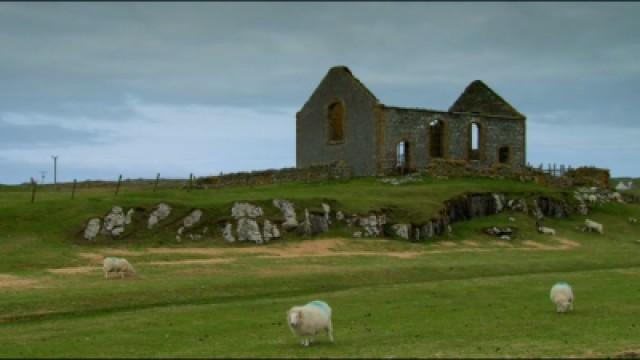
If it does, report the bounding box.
[498,146,510,164]
[327,101,345,142]
[429,119,444,158]
[469,122,481,160]
[396,140,410,173]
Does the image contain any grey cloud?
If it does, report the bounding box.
[0,3,638,182]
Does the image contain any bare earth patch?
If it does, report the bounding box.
[0,274,41,289]
[47,266,97,275]
[147,258,235,266]
[462,240,480,247]
[48,237,582,277]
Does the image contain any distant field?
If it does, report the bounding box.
[1,176,639,358]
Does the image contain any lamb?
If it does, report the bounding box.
[584,219,604,234]
[103,257,136,279]
[550,282,574,313]
[536,221,556,236]
[287,300,334,346]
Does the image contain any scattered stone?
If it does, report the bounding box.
[148,203,172,229]
[310,213,329,235]
[296,209,313,236]
[183,209,203,228]
[391,224,411,240]
[322,203,331,224]
[629,217,638,224]
[232,202,263,219]
[359,215,382,237]
[273,199,298,230]
[493,193,505,212]
[222,223,235,243]
[263,220,281,242]
[83,218,101,241]
[353,231,362,238]
[484,226,514,238]
[499,234,512,241]
[103,206,126,237]
[577,201,589,215]
[336,211,345,221]
[177,226,184,235]
[508,217,516,222]
[237,218,263,244]
[125,208,135,225]
[202,226,209,234]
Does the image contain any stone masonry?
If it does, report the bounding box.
[296,66,526,176]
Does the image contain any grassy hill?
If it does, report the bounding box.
[0,176,639,358]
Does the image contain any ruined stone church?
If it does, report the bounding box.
[296,66,526,177]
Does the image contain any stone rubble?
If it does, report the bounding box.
[232,202,263,219]
[391,224,411,240]
[273,199,298,230]
[237,218,263,244]
[148,203,172,229]
[222,223,235,243]
[83,218,101,241]
[103,206,126,237]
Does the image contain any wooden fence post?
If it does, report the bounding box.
[71,179,77,199]
[115,174,122,197]
[153,173,160,193]
[188,173,193,192]
[30,177,37,203]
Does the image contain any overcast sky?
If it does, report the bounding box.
[1,2,639,184]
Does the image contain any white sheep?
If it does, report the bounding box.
[103,257,136,279]
[584,219,604,234]
[550,282,574,313]
[536,221,556,236]
[287,300,334,346]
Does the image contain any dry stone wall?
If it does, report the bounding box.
[197,161,351,188]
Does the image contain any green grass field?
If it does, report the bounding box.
[1,176,639,358]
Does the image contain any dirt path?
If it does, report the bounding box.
[44,236,582,278]
[0,274,41,289]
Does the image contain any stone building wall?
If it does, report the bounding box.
[296,67,379,177]
[379,106,525,175]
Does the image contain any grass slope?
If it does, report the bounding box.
[0,176,639,358]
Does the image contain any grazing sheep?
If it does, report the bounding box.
[550,282,574,313]
[584,219,604,234]
[536,221,556,236]
[103,257,136,279]
[287,300,334,346]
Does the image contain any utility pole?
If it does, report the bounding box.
[51,155,58,186]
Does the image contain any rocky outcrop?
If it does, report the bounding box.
[148,203,171,229]
[359,214,385,237]
[263,220,280,242]
[237,218,263,244]
[183,209,203,228]
[222,223,235,243]
[125,209,135,225]
[103,206,126,237]
[322,203,331,224]
[273,199,298,230]
[296,209,311,236]
[232,202,263,219]
[84,218,101,241]
[391,224,411,240]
